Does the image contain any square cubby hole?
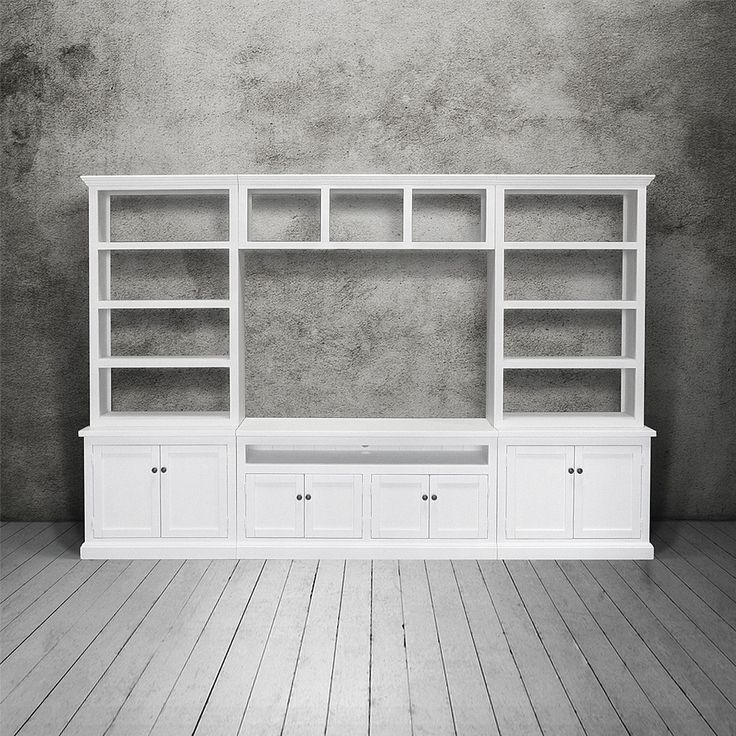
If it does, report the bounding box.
[412,190,484,242]
[247,190,321,242]
[330,190,403,242]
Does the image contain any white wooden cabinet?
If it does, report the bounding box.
[372,475,487,539]
[92,444,228,540]
[506,444,641,540]
[79,174,656,560]
[246,474,362,539]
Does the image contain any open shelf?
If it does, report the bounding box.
[108,191,231,243]
[247,189,321,242]
[329,189,404,242]
[245,444,489,465]
[503,357,635,369]
[100,300,230,309]
[412,189,485,243]
[504,300,637,310]
[100,356,230,368]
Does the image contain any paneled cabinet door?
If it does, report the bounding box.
[305,475,362,538]
[507,446,574,539]
[371,475,429,539]
[93,445,160,538]
[574,446,641,539]
[429,475,488,539]
[160,445,228,538]
[246,475,304,538]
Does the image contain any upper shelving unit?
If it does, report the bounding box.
[82,174,653,430]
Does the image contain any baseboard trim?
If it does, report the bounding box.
[80,541,237,559]
[497,541,654,560]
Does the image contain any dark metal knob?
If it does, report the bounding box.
[422,494,428,501]
[577,468,583,474]
[152,467,158,473]
[568,467,574,474]
[305,494,312,500]
[296,494,303,501]
[431,494,438,501]
[161,467,167,473]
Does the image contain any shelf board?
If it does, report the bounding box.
[237,417,496,437]
[95,241,232,250]
[239,242,492,251]
[502,241,640,250]
[503,357,636,369]
[98,300,231,310]
[93,411,233,426]
[503,300,637,310]
[500,412,640,428]
[98,356,231,369]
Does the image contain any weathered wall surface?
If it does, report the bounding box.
[1,0,734,519]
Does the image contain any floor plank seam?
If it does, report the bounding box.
[395,561,416,736]
[321,559,347,736]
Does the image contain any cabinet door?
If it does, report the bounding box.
[506,446,574,539]
[93,445,160,538]
[429,475,488,539]
[245,475,304,538]
[160,445,228,538]
[305,475,362,538]
[371,475,428,539]
[574,446,641,539]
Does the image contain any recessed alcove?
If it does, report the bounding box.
[240,251,486,417]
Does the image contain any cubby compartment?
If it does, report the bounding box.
[109,368,229,413]
[505,250,624,301]
[504,193,623,242]
[504,310,623,357]
[412,190,485,242]
[247,190,321,242]
[245,444,489,465]
[330,190,403,242]
[109,250,229,301]
[108,309,229,357]
[504,369,621,414]
[108,192,230,242]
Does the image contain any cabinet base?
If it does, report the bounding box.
[497,541,654,559]
[80,540,237,559]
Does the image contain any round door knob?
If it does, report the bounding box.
[296,494,303,501]
[577,468,583,474]
[431,494,438,501]
[151,467,158,473]
[161,467,167,473]
[305,494,312,500]
[568,467,574,474]
[422,494,428,501]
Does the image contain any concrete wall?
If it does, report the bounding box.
[1,0,734,520]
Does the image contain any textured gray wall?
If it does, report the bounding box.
[1,0,735,520]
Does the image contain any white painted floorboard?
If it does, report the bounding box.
[1,521,735,736]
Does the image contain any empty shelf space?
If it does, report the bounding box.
[502,241,638,250]
[412,189,485,242]
[503,192,624,242]
[108,367,230,413]
[247,189,321,242]
[330,189,403,242]
[237,417,496,436]
[108,250,230,301]
[96,241,232,250]
[500,411,638,427]
[106,308,230,358]
[245,444,489,465]
[238,241,493,251]
[107,192,230,243]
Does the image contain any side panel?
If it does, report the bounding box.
[574,445,642,539]
[371,475,429,539]
[429,475,488,539]
[92,445,160,538]
[506,445,574,539]
[305,474,363,538]
[160,445,228,538]
[245,474,304,538]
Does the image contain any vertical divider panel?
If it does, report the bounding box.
[320,186,330,243]
[402,186,412,243]
[99,194,112,405]
[492,186,504,425]
[229,181,241,424]
[89,188,102,420]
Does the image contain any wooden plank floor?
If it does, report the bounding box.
[1,521,735,736]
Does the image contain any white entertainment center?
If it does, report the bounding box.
[78,174,656,560]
